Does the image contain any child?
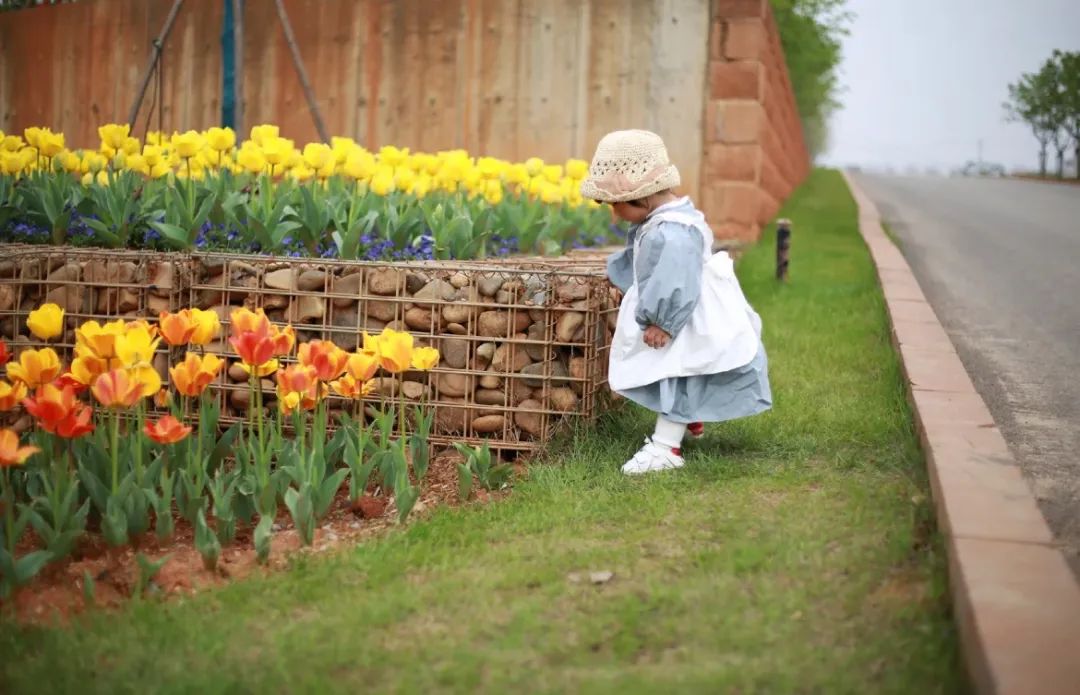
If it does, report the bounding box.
[580,130,772,475]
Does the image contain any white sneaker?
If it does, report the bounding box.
[621,438,685,476]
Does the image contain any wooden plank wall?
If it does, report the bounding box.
[0,0,709,197]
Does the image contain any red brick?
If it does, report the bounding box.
[756,190,780,224]
[709,60,763,99]
[759,155,788,202]
[705,143,761,182]
[707,100,764,144]
[709,21,724,59]
[715,183,759,224]
[711,0,767,20]
[724,19,764,60]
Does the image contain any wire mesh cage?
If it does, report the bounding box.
[0,244,618,456]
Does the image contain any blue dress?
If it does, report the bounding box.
[606,199,772,425]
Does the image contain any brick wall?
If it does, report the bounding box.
[700,0,811,241]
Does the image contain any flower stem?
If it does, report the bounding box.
[110,411,120,495]
[2,468,15,559]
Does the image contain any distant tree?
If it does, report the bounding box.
[1053,50,1080,180]
[772,0,852,160]
[1004,69,1057,176]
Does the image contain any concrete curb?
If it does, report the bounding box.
[842,172,1080,695]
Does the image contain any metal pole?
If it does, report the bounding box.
[233,0,245,137]
[776,218,791,282]
[273,0,330,143]
[127,0,186,128]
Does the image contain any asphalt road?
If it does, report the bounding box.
[854,174,1080,570]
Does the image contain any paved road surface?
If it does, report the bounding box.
[854,174,1080,570]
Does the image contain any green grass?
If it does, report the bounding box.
[0,170,962,693]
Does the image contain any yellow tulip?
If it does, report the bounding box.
[394,166,416,192]
[237,146,267,175]
[70,353,112,387]
[477,157,504,180]
[149,161,172,179]
[125,154,149,175]
[483,179,503,206]
[7,347,62,389]
[412,174,432,198]
[372,328,413,373]
[317,160,336,179]
[188,308,221,345]
[541,181,564,205]
[302,142,333,170]
[369,168,395,196]
[97,123,130,150]
[343,150,377,180]
[1,135,23,152]
[346,349,379,382]
[542,164,563,184]
[330,136,357,164]
[505,163,528,185]
[205,126,236,152]
[27,303,64,341]
[250,124,279,146]
[23,127,45,149]
[290,165,315,183]
[236,358,279,378]
[0,379,27,412]
[121,137,141,156]
[174,130,203,159]
[76,319,128,359]
[39,131,65,158]
[410,346,440,371]
[81,151,107,173]
[524,157,544,177]
[566,158,589,179]
[378,145,409,168]
[1,151,23,176]
[145,131,166,146]
[261,137,294,168]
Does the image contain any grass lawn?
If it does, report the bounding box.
[0,170,963,693]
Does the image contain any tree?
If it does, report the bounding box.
[1005,69,1057,176]
[1053,50,1080,180]
[771,0,852,159]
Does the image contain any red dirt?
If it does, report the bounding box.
[3,451,511,625]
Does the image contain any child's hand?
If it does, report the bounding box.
[643,325,671,349]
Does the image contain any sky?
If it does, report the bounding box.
[823,0,1080,173]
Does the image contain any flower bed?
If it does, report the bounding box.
[0,124,620,260]
[0,242,617,603]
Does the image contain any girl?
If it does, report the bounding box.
[580,130,772,475]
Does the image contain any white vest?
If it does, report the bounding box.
[608,206,762,391]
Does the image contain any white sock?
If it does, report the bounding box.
[652,416,687,450]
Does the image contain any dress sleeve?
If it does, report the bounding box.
[605,224,639,293]
[633,223,702,337]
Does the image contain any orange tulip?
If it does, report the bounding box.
[51,402,94,439]
[229,330,276,368]
[70,351,113,387]
[0,338,10,367]
[169,352,225,397]
[298,340,349,382]
[6,347,62,388]
[154,389,172,409]
[330,374,376,400]
[91,369,144,409]
[0,428,39,467]
[275,364,322,413]
[270,324,296,357]
[144,415,192,445]
[0,379,26,412]
[230,307,270,338]
[75,319,127,359]
[346,350,379,382]
[54,372,89,395]
[159,310,197,346]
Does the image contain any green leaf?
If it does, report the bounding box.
[457,462,473,502]
[14,550,53,584]
[148,221,192,249]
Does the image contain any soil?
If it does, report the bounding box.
[3,451,517,626]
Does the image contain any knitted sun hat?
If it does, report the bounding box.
[579,129,681,203]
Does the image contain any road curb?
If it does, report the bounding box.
[842,171,1080,695]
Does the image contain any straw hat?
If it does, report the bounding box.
[579,129,681,203]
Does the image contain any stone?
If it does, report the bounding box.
[148,261,175,296]
[0,260,15,279]
[530,308,547,323]
[404,307,436,331]
[261,294,289,310]
[297,270,328,292]
[116,289,140,313]
[264,268,297,291]
[548,387,579,412]
[475,389,507,406]
[230,389,250,411]
[508,379,533,405]
[367,268,405,296]
[555,311,585,342]
[402,381,429,400]
[477,310,510,337]
[405,273,428,295]
[46,285,84,314]
[441,303,473,325]
[492,343,531,373]
[435,398,467,433]
[331,272,364,307]
[526,322,552,361]
[384,320,408,333]
[520,360,569,388]
[147,295,171,314]
[472,415,505,434]
[413,278,456,305]
[288,296,325,323]
[514,400,544,436]
[479,374,503,390]
[82,259,137,284]
[441,338,469,369]
[196,288,224,309]
[437,372,469,398]
[477,275,503,297]
[556,281,590,303]
[0,284,15,312]
[228,362,248,382]
[46,262,81,283]
[495,290,513,304]
[475,342,497,365]
[569,356,586,380]
[449,272,469,289]
[364,300,399,323]
[370,378,399,397]
[446,323,467,335]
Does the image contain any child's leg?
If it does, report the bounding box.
[622,415,687,475]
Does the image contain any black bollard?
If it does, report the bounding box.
[775,218,791,282]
